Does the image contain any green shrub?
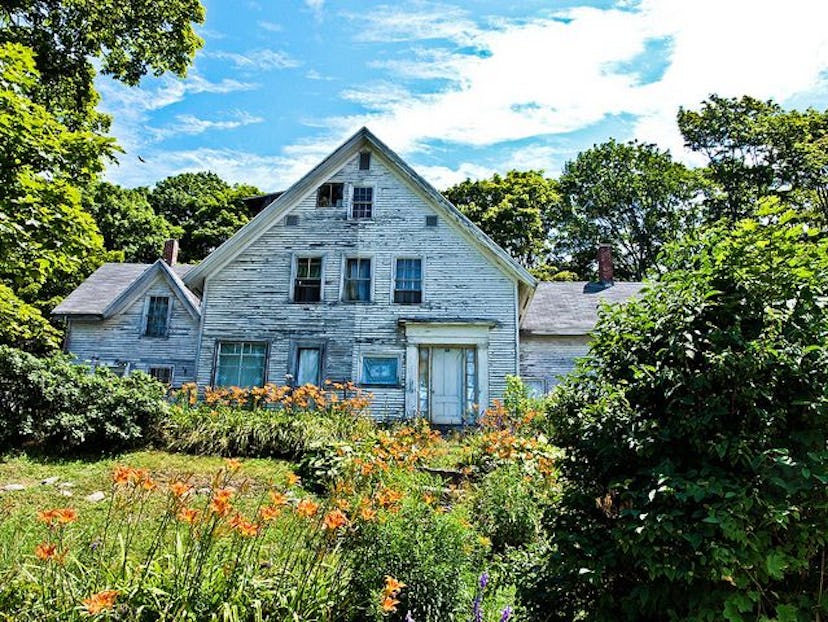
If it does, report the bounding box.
[345,473,482,622]
[473,463,543,552]
[0,345,167,453]
[519,209,828,620]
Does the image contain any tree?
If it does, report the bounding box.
[554,139,701,281]
[678,94,828,222]
[84,182,182,263]
[518,205,828,620]
[148,172,260,262]
[0,42,109,305]
[0,0,204,134]
[443,170,559,269]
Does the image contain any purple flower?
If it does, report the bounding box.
[405,612,415,622]
[499,606,513,622]
[479,571,489,589]
[472,595,483,622]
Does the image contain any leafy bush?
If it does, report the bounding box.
[345,475,482,622]
[473,464,544,552]
[0,345,167,453]
[519,210,828,620]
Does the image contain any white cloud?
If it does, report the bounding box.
[258,20,283,32]
[207,49,300,71]
[148,111,264,141]
[326,0,828,172]
[305,0,324,18]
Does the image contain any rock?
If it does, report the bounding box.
[41,476,59,486]
[1,484,26,492]
[60,490,74,497]
[57,482,74,489]
[196,487,212,496]
[85,491,106,503]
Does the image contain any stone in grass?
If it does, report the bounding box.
[85,491,106,503]
[41,476,59,486]
[58,482,74,489]
[60,490,74,498]
[1,484,26,492]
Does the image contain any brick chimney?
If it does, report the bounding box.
[597,244,614,285]
[162,239,179,266]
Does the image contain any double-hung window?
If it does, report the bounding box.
[344,258,371,302]
[215,342,267,388]
[144,296,170,337]
[351,186,373,219]
[295,347,322,386]
[294,257,322,302]
[394,258,422,303]
[361,356,399,386]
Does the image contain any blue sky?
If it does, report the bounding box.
[100,0,828,193]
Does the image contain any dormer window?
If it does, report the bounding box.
[316,183,344,207]
[144,296,170,337]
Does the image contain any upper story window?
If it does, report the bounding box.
[294,257,322,302]
[394,258,422,304]
[351,186,373,219]
[344,257,372,302]
[144,296,170,337]
[359,152,371,170]
[317,183,344,207]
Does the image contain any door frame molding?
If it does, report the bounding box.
[401,322,490,420]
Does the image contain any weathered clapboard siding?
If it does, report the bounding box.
[519,334,590,390]
[66,276,199,385]
[195,149,519,413]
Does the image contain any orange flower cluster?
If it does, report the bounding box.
[229,513,260,537]
[323,509,348,531]
[112,466,156,490]
[34,542,65,563]
[82,590,119,615]
[180,381,373,415]
[209,488,235,517]
[380,575,406,613]
[37,508,77,526]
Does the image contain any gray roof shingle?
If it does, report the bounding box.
[521,281,646,335]
[52,263,196,317]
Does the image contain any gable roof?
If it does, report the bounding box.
[183,127,537,293]
[52,261,200,319]
[521,281,646,336]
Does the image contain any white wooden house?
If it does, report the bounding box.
[53,128,641,424]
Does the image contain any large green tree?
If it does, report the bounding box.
[148,172,260,262]
[678,94,828,222]
[443,170,559,269]
[84,182,182,263]
[554,139,702,281]
[518,205,828,620]
[0,0,204,134]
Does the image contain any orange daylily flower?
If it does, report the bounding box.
[37,508,77,526]
[177,507,199,524]
[82,590,119,615]
[383,575,406,596]
[360,506,377,521]
[295,498,319,518]
[269,491,288,506]
[169,481,191,498]
[323,509,348,530]
[224,458,242,471]
[34,542,61,562]
[235,520,260,537]
[285,472,301,487]
[380,596,399,613]
[259,505,282,522]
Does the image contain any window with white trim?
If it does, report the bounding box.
[215,342,267,388]
[294,257,322,302]
[394,258,422,304]
[144,296,170,337]
[343,257,371,302]
[351,186,373,219]
[361,356,399,386]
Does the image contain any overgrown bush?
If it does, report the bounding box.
[0,345,167,453]
[519,209,828,620]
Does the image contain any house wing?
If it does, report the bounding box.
[183,127,538,294]
[102,260,201,320]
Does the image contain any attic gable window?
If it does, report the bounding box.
[144,296,170,337]
[351,186,373,219]
[359,152,371,170]
[316,183,343,207]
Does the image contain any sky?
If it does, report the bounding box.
[99,0,828,194]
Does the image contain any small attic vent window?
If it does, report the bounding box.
[425,215,438,227]
[285,215,299,227]
[359,152,371,170]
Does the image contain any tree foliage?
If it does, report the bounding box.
[0,42,109,305]
[0,284,60,353]
[519,206,828,620]
[148,172,260,262]
[678,94,828,222]
[443,170,559,269]
[0,0,204,133]
[554,139,701,280]
[84,182,182,263]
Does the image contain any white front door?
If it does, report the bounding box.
[430,347,465,425]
